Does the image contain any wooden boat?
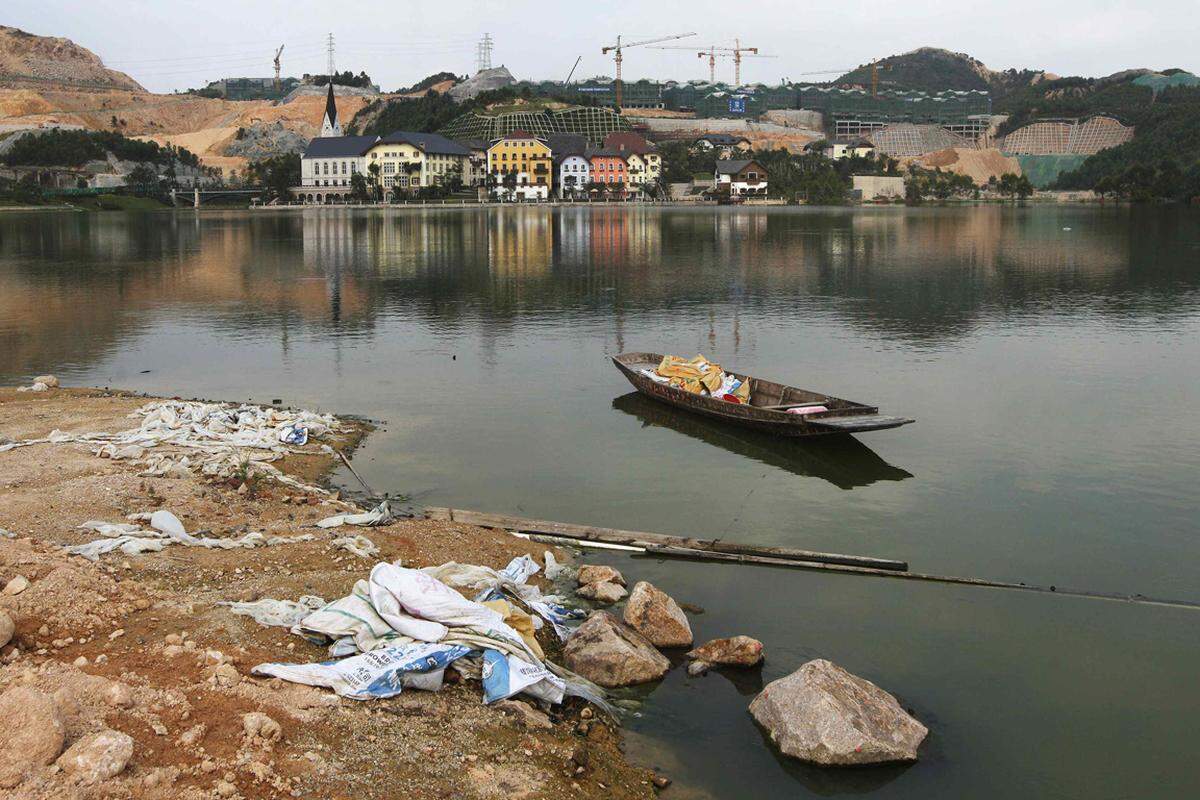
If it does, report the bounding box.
[612,352,914,437]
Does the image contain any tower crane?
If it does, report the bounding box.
[273,45,284,92]
[601,32,695,109]
[651,39,772,86]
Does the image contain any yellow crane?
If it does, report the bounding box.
[601,32,695,109]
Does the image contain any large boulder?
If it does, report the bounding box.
[576,581,626,604]
[0,687,66,788]
[0,611,13,649]
[563,612,670,687]
[55,729,133,784]
[688,635,763,667]
[623,581,692,647]
[577,565,624,587]
[748,659,927,766]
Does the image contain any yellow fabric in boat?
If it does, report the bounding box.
[732,378,751,403]
[656,354,713,380]
[482,599,544,659]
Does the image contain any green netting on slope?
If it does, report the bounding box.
[1012,154,1088,188]
[1133,72,1200,93]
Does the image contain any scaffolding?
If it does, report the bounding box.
[438,105,633,145]
[1000,116,1133,155]
[869,123,976,157]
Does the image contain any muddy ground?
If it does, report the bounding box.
[0,387,659,799]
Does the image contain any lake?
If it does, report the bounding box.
[1,205,1198,798]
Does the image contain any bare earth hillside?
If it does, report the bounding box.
[0,26,143,91]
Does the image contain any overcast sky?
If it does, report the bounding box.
[7,0,1197,93]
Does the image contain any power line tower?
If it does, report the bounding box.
[326,33,336,78]
[476,33,494,73]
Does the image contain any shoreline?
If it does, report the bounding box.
[0,386,658,799]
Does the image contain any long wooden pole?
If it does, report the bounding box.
[426,507,1200,612]
[425,507,907,570]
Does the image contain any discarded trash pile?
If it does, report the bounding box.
[244,555,601,710]
[69,509,316,560]
[639,354,751,403]
[0,399,344,495]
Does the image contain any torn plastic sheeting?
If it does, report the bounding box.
[219,596,327,628]
[332,535,379,558]
[77,521,144,537]
[67,536,170,561]
[278,424,309,446]
[252,642,472,700]
[428,555,585,641]
[67,510,319,561]
[481,648,565,705]
[316,500,395,529]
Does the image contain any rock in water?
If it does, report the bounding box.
[576,580,627,604]
[688,635,764,667]
[563,612,670,687]
[55,729,133,784]
[0,611,13,649]
[577,564,625,587]
[748,659,927,766]
[0,687,66,788]
[33,375,59,388]
[623,581,693,647]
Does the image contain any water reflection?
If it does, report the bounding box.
[3,206,1198,381]
[612,392,912,489]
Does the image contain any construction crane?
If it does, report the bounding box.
[601,32,695,108]
[273,45,284,92]
[564,56,582,86]
[652,39,771,86]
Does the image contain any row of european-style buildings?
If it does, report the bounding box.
[297,85,665,203]
[295,85,768,203]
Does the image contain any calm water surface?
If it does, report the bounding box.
[1,205,1198,798]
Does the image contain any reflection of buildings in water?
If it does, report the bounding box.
[487,208,552,278]
[586,207,661,268]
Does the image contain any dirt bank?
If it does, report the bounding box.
[0,387,657,799]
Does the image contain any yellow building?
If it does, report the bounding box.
[364,132,471,197]
[486,130,552,200]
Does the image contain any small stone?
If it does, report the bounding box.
[200,759,218,773]
[94,654,108,665]
[577,565,624,587]
[178,723,207,746]
[106,682,134,708]
[3,576,29,596]
[0,612,13,649]
[687,660,710,677]
[55,729,133,784]
[73,656,89,667]
[580,707,594,720]
[242,712,282,742]
[494,699,553,730]
[212,664,240,687]
[576,580,627,604]
[688,635,764,667]
[163,645,184,658]
[108,629,124,640]
[33,375,59,388]
[215,779,238,797]
[164,634,183,646]
[652,773,672,789]
[0,686,65,788]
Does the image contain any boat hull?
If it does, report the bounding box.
[612,352,913,438]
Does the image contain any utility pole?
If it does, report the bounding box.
[476,33,494,73]
[326,33,335,79]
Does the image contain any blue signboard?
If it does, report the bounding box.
[729,96,746,114]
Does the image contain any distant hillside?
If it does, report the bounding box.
[0,25,144,91]
[834,47,1046,97]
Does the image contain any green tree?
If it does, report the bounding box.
[126,163,160,193]
[349,172,370,203]
[246,153,300,201]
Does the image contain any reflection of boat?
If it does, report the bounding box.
[612,352,914,437]
[612,392,912,489]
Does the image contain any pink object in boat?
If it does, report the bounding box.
[786,405,828,415]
